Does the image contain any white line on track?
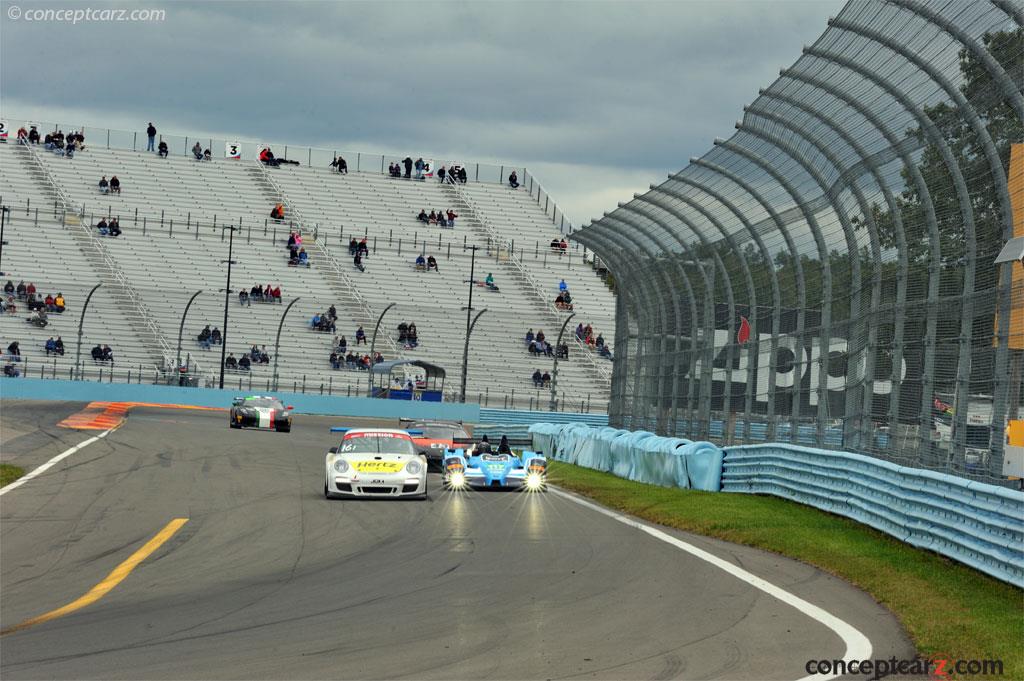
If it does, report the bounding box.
[550,487,872,681]
[0,430,113,497]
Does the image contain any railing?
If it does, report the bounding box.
[444,180,612,382]
[522,169,574,235]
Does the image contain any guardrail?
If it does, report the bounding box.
[722,444,1024,588]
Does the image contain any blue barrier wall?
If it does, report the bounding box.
[722,445,1024,588]
[0,377,481,422]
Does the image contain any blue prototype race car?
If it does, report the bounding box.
[443,437,547,491]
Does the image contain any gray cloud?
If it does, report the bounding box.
[0,0,843,224]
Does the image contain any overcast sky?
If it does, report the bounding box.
[0,0,843,226]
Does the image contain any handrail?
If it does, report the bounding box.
[442,180,611,382]
[253,161,401,356]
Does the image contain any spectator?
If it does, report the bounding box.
[28,126,40,144]
[596,333,605,348]
[559,279,568,293]
[91,344,103,362]
[345,351,357,369]
[204,148,212,161]
[238,354,251,371]
[374,351,383,365]
[102,345,114,363]
[251,284,263,302]
[438,166,446,183]
[298,248,309,267]
[537,330,546,345]
[45,337,57,355]
[526,329,534,346]
[192,142,203,160]
[355,326,366,344]
[458,166,468,184]
[388,162,396,177]
[259,147,280,167]
[3,281,13,295]
[327,305,337,321]
[239,288,250,306]
[198,325,212,349]
[211,327,222,344]
[3,296,17,315]
[555,291,573,311]
[484,273,498,291]
[26,282,35,298]
[532,369,543,388]
[109,218,122,237]
[541,371,552,387]
[357,238,368,256]
[4,363,20,378]
[158,140,169,158]
[398,321,409,342]
[336,335,347,352]
[333,156,348,174]
[556,343,569,359]
[271,286,282,303]
[407,323,418,348]
[427,255,438,272]
[146,122,157,151]
[559,238,568,253]
[415,254,426,271]
[6,340,21,359]
[549,238,560,251]
[99,176,109,194]
[446,209,458,227]
[404,156,413,179]
[54,336,65,355]
[44,294,55,311]
[354,251,365,272]
[417,209,429,223]
[509,170,519,189]
[348,237,359,256]
[414,157,424,179]
[271,203,285,220]
[428,210,437,225]
[599,344,612,359]
[225,353,238,369]
[15,281,26,299]
[97,217,110,236]
[330,351,341,369]
[109,176,121,194]
[575,322,585,340]
[16,126,27,144]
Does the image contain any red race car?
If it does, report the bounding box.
[401,419,470,471]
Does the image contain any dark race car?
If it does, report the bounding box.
[229,395,293,432]
[401,419,470,471]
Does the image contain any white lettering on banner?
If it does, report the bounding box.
[225,141,241,159]
[693,331,907,403]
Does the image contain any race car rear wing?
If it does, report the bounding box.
[451,437,533,448]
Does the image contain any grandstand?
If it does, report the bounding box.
[0,129,614,410]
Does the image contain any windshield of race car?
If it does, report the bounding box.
[241,398,285,410]
[417,425,470,440]
[339,433,416,456]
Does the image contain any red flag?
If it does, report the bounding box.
[737,316,751,344]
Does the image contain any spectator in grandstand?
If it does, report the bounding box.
[90,344,103,362]
[427,255,438,272]
[358,238,369,256]
[2,297,15,315]
[16,126,27,143]
[330,351,341,369]
[485,273,498,291]
[250,284,263,302]
[428,210,437,225]
[525,329,534,346]
[271,203,285,221]
[415,254,426,271]
[28,126,40,144]
[446,209,458,227]
[198,325,212,349]
[417,209,429,223]
[413,157,423,179]
[192,142,203,160]
[45,337,57,355]
[559,279,568,293]
[331,156,348,174]
[239,288,250,306]
[298,248,309,267]
[596,333,605,348]
[438,166,446,183]
[6,340,21,359]
[109,218,122,237]
[559,238,568,253]
[65,139,77,159]
[335,335,347,353]
[15,281,26,299]
[532,369,543,388]
[327,305,337,321]
[550,238,560,251]
[404,157,413,179]
[225,353,238,369]
[53,293,65,313]
[458,167,468,184]
[146,122,157,152]
[109,176,121,194]
[347,237,358,255]
[287,232,297,250]
[158,140,169,158]
[508,170,519,189]
[354,251,365,272]
[44,294,55,311]
[398,321,408,341]
[4,363,20,378]
[407,323,418,348]
[203,148,212,161]
[3,281,13,295]
[542,371,551,387]
[599,344,612,359]
[355,325,366,344]
[99,176,109,194]
[211,327,222,344]
[259,147,280,167]
[556,343,569,359]
[555,291,573,311]
[54,336,65,354]
[575,322,584,340]
[103,345,114,363]
[388,162,396,177]
[271,286,282,302]
[238,354,251,371]
[536,330,546,345]
[97,218,109,236]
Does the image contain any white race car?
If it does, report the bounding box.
[324,428,428,499]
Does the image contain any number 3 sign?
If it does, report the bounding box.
[225,142,241,160]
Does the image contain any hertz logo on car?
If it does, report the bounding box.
[353,461,403,473]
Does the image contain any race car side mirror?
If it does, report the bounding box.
[328,446,338,454]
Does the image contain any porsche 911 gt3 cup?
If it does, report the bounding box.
[229,396,293,432]
[324,428,428,499]
[443,441,547,491]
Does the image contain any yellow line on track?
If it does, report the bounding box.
[1,518,189,636]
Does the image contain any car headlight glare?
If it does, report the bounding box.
[450,471,466,488]
[406,460,422,475]
[526,472,544,490]
[333,459,349,474]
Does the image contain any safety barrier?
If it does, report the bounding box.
[722,445,1024,588]
[529,423,722,491]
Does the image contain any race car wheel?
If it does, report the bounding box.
[276,425,291,433]
[418,477,428,500]
[324,482,334,499]
[229,421,241,429]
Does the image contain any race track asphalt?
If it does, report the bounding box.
[0,403,915,680]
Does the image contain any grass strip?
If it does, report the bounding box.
[0,463,26,487]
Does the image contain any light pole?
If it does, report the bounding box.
[0,205,9,275]
[460,308,487,403]
[272,297,301,391]
[175,290,202,378]
[549,312,576,411]
[368,302,395,397]
[218,226,238,390]
[74,283,102,380]
[460,245,478,402]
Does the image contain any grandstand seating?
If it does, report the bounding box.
[0,136,613,409]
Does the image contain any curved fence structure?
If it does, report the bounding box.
[570,0,1023,482]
